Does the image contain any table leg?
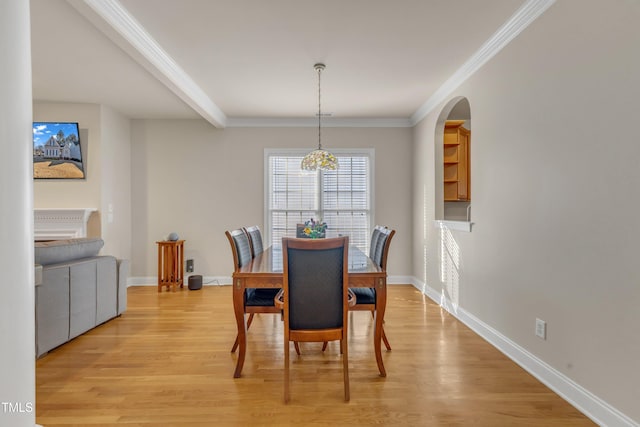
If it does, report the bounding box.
[374,277,387,377]
[233,278,247,378]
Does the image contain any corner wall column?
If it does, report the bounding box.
[0,1,36,426]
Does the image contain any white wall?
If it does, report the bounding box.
[0,1,35,426]
[130,121,412,280]
[413,0,640,423]
[100,106,132,260]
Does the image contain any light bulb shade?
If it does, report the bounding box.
[301,149,338,171]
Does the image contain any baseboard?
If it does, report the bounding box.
[387,275,414,285]
[409,277,638,427]
[129,275,412,287]
[126,273,636,424]
[128,276,230,287]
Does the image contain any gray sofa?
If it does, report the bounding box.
[34,238,128,358]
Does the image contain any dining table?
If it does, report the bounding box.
[232,243,388,378]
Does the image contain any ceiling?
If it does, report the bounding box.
[30,0,536,128]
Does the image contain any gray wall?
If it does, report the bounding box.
[130,121,413,281]
[99,105,132,259]
[412,0,640,422]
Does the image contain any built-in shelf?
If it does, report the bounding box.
[443,120,470,202]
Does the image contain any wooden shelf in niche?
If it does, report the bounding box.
[444,182,459,201]
[444,145,459,163]
[443,120,470,202]
[443,163,458,182]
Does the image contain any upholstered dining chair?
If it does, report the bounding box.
[225,228,281,353]
[243,225,264,258]
[281,236,351,403]
[350,226,395,351]
[369,225,383,259]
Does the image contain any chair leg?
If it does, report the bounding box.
[382,326,391,351]
[247,313,255,328]
[322,341,328,352]
[231,335,240,353]
[294,341,301,355]
[342,337,350,402]
[371,310,392,351]
[231,313,255,353]
[284,339,290,403]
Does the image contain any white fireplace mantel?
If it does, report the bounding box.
[34,208,97,241]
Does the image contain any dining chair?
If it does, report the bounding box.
[244,225,279,335]
[350,226,395,351]
[369,225,383,259]
[225,228,281,353]
[243,225,264,257]
[281,236,350,402]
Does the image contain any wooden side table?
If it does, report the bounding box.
[156,240,185,292]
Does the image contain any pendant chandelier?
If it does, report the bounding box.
[301,63,338,171]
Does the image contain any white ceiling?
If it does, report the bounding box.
[30,0,541,127]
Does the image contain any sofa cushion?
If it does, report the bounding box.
[35,238,104,266]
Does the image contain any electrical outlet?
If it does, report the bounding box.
[535,318,546,340]
[186,259,194,273]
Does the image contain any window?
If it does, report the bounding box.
[265,149,374,252]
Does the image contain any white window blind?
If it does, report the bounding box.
[266,149,373,252]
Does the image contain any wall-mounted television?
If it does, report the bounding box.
[33,122,85,179]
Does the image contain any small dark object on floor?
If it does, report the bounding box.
[188,275,202,290]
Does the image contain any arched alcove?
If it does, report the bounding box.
[434,97,471,224]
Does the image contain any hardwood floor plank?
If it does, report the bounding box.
[35,285,595,426]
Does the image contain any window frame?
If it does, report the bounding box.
[264,148,375,250]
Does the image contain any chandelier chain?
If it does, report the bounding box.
[317,65,322,150]
[301,62,337,171]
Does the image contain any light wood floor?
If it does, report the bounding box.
[36,285,595,426]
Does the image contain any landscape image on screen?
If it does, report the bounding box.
[33,122,85,179]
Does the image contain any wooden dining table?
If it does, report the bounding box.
[232,244,388,378]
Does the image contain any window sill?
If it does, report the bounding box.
[434,220,473,232]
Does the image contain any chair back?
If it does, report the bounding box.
[244,225,264,257]
[282,237,349,331]
[369,226,383,259]
[282,236,350,402]
[372,226,396,270]
[225,229,252,271]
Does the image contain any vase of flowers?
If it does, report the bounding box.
[303,218,327,239]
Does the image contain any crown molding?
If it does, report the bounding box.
[226,117,413,128]
[67,0,555,130]
[410,0,556,126]
[67,0,227,128]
